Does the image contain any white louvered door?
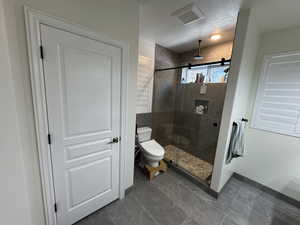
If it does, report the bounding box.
[252,51,300,137]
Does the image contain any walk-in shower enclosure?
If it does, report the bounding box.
[152,60,230,184]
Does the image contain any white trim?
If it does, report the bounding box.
[251,54,270,129]
[24,6,129,225]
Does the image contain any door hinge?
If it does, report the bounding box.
[54,203,57,213]
[47,134,52,145]
[40,45,44,59]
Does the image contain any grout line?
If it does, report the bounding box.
[131,191,160,225]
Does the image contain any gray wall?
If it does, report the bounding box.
[136,113,152,128]
[179,41,233,65]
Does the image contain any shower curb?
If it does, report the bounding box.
[165,160,219,199]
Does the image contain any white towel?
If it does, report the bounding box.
[226,120,245,164]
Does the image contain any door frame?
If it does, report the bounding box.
[24,6,129,225]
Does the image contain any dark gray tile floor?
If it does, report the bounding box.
[75,168,300,225]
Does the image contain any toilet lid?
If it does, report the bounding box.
[140,140,165,157]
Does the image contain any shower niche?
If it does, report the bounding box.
[195,99,209,115]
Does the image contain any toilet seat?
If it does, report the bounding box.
[140,139,164,157]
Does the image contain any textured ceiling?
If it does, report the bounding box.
[139,0,242,53]
[140,0,300,53]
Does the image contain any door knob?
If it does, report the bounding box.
[108,137,119,144]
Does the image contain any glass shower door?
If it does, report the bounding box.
[152,62,229,184]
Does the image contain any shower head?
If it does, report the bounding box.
[194,55,204,60]
[194,40,204,60]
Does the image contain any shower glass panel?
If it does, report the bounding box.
[153,62,229,185]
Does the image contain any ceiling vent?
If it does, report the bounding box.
[171,3,205,25]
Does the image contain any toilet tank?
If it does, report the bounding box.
[137,127,152,142]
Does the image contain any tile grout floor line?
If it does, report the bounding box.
[75,167,300,225]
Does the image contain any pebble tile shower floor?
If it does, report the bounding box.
[164,145,213,182]
[75,168,300,225]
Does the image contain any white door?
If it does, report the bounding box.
[41,24,121,225]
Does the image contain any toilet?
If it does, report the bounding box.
[137,127,165,167]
